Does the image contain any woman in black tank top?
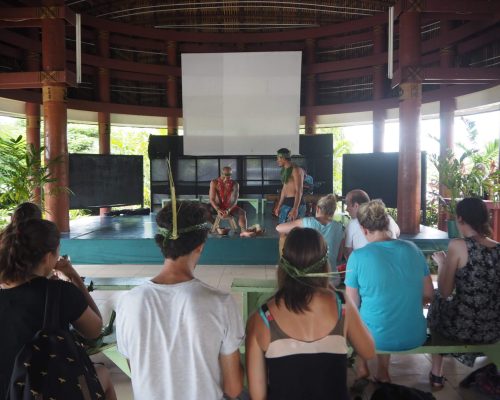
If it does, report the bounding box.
[245,228,375,400]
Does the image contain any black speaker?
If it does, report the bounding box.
[148,135,184,159]
[299,134,333,156]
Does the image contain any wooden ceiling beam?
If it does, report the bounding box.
[0,70,76,89]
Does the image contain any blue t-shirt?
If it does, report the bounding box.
[345,240,429,351]
[301,217,344,269]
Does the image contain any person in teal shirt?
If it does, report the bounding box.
[276,194,344,285]
[345,199,434,384]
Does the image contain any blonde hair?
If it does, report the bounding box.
[316,194,337,218]
[357,199,389,232]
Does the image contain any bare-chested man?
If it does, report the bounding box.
[273,148,306,223]
[209,166,251,236]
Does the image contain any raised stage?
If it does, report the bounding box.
[61,207,450,265]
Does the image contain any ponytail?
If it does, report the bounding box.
[0,219,60,283]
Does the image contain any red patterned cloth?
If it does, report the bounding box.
[216,178,235,211]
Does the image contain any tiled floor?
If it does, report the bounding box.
[78,264,495,400]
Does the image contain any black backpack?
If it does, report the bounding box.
[7,280,105,400]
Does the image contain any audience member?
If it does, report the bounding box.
[427,197,500,390]
[276,194,344,285]
[116,201,244,400]
[344,189,400,258]
[246,227,375,400]
[345,200,434,384]
[11,202,42,225]
[0,219,115,399]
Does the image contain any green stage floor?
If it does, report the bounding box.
[61,210,449,265]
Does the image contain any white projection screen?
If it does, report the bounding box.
[182,52,302,155]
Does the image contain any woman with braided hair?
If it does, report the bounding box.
[345,199,434,385]
[246,227,374,400]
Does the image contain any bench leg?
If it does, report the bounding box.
[102,345,131,377]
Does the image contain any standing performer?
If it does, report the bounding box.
[273,148,306,223]
[209,166,252,236]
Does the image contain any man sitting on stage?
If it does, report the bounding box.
[209,166,252,237]
[273,148,306,223]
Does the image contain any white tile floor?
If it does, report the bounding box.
[78,264,495,400]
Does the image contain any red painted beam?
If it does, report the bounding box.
[307,53,387,74]
[0,42,23,59]
[0,20,42,28]
[316,31,373,49]
[111,70,166,84]
[66,50,181,77]
[316,67,374,82]
[67,99,182,117]
[0,70,76,89]
[0,30,41,52]
[0,6,75,25]
[420,0,500,15]
[1,82,492,116]
[82,13,387,43]
[457,26,500,54]
[421,19,499,54]
[424,67,500,82]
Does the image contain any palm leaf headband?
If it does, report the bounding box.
[279,252,343,280]
[157,156,210,244]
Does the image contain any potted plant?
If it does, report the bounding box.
[431,147,498,237]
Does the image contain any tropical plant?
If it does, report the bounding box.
[0,135,65,210]
[430,117,499,216]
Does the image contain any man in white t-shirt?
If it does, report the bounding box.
[116,201,244,400]
[344,189,400,258]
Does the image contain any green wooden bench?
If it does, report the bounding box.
[231,278,500,368]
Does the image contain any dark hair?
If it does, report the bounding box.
[155,201,209,260]
[0,219,60,283]
[456,197,492,237]
[277,147,291,160]
[11,202,42,225]
[357,199,390,232]
[275,228,329,313]
[348,189,370,206]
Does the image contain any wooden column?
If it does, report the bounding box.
[98,30,111,216]
[397,10,422,234]
[438,21,456,230]
[166,41,178,135]
[26,102,41,205]
[25,35,41,205]
[42,0,69,232]
[373,25,386,152]
[305,39,316,135]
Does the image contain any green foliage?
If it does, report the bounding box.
[429,117,499,216]
[67,124,98,153]
[0,135,64,210]
[316,127,352,196]
[0,208,10,229]
[110,127,154,207]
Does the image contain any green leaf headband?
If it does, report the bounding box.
[279,252,342,279]
[160,156,210,244]
[157,223,211,245]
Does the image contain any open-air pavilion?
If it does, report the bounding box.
[1,1,499,399]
